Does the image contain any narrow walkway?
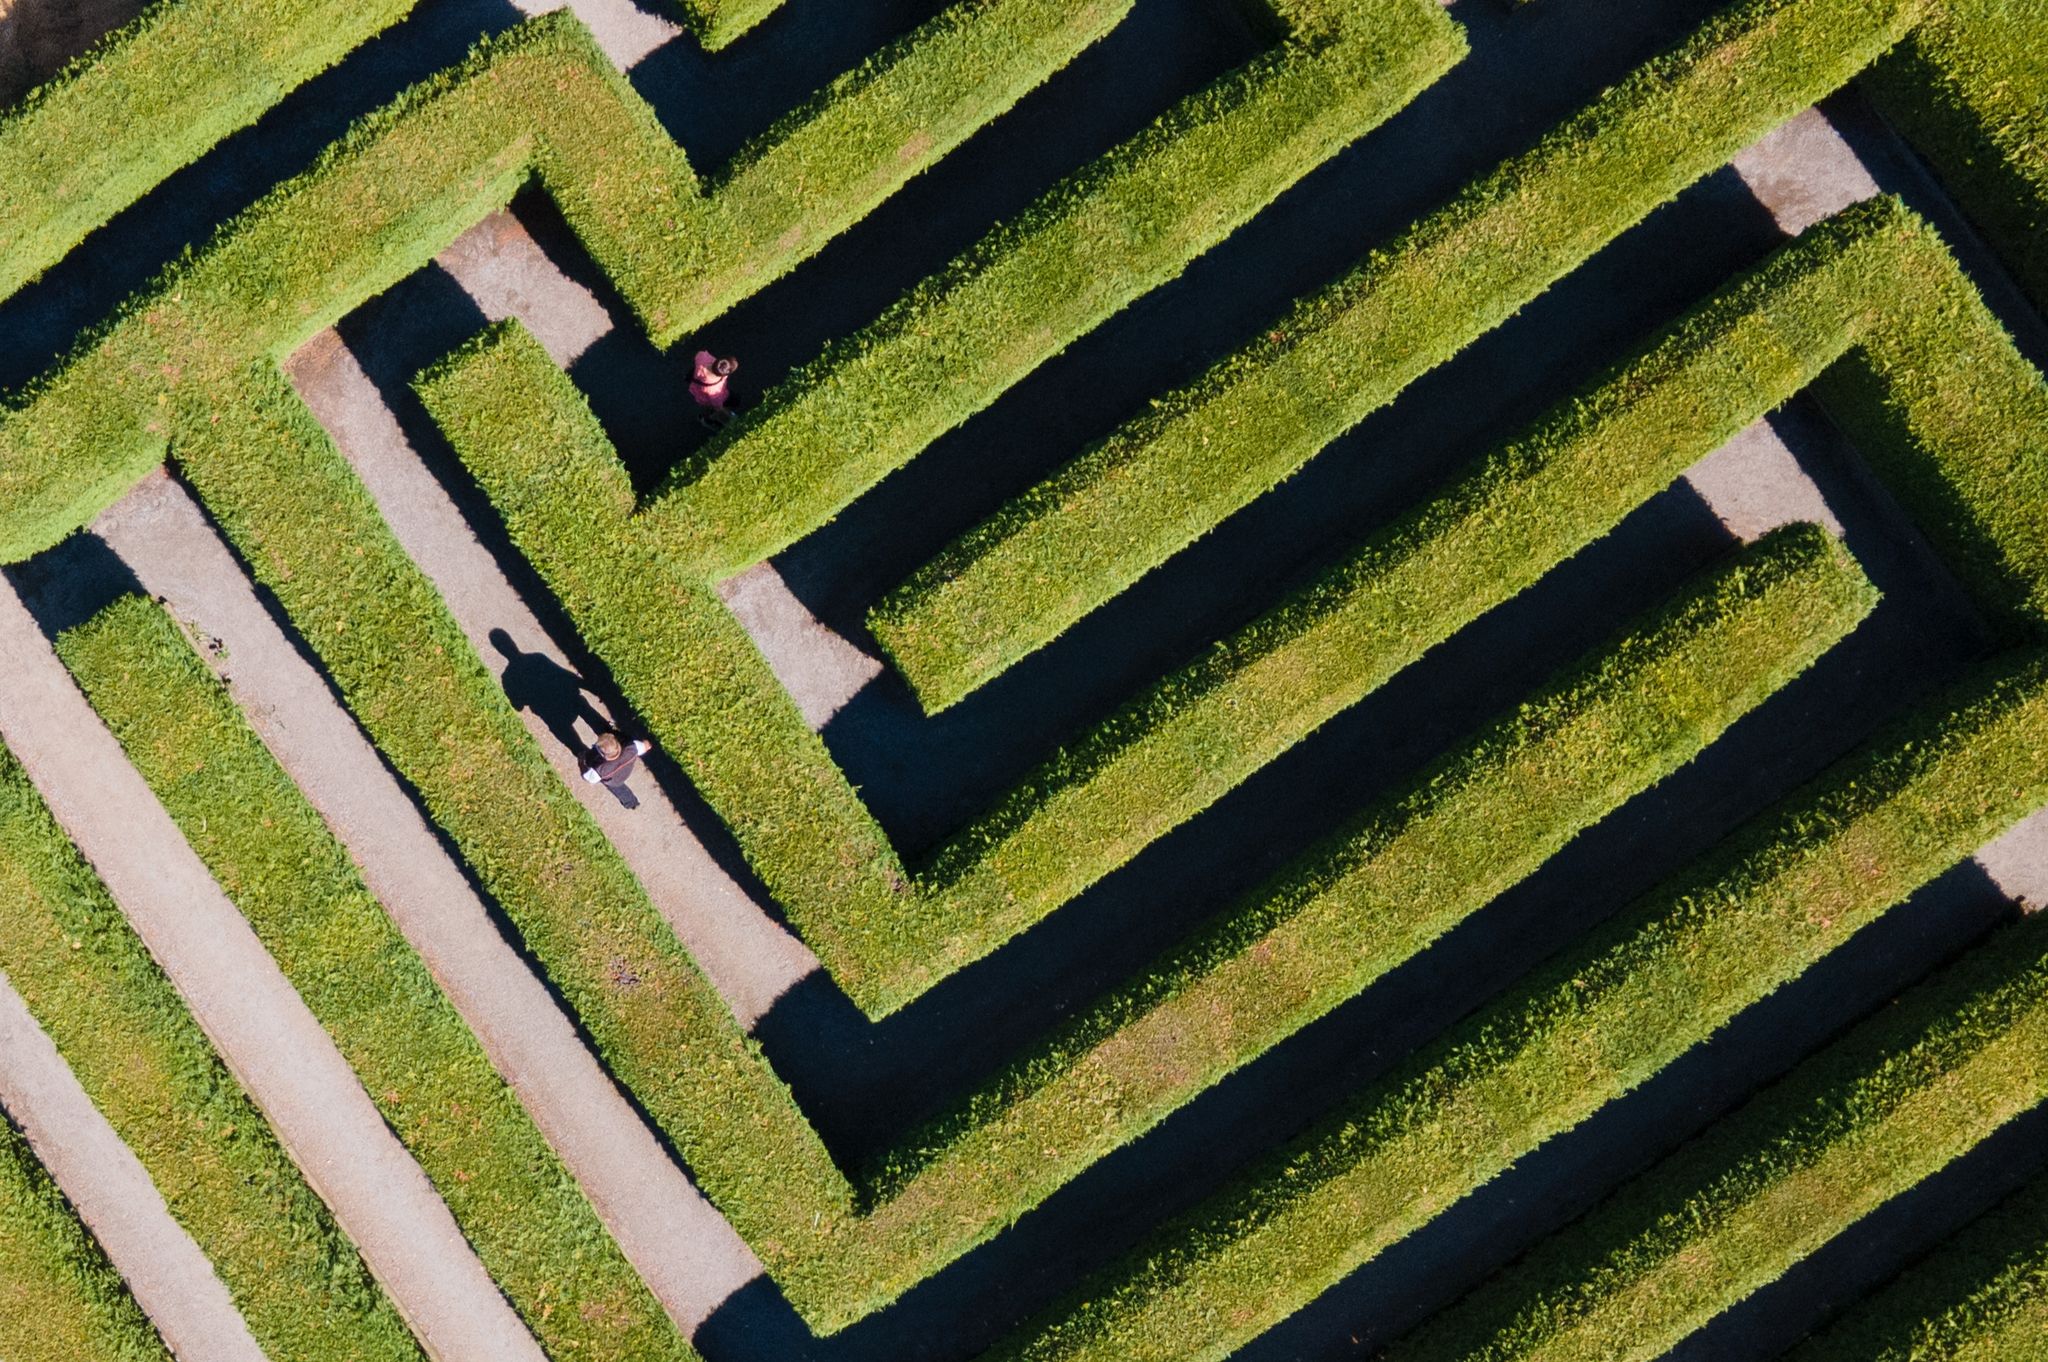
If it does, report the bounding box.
[94,468,764,1331]
[0,976,266,1362]
[287,325,817,1028]
[1721,98,2048,908]
[0,583,546,1362]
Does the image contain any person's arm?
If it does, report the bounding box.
[633,739,651,756]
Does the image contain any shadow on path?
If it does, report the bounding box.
[490,626,608,756]
[0,0,528,392]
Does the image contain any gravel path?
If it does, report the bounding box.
[0,582,545,1362]
[93,468,764,1331]
[288,322,817,1028]
[0,975,266,1362]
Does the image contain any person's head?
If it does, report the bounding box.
[596,732,624,760]
[713,356,738,378]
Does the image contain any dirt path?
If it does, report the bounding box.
[0,975,267,1362]
[0,582,546,1362]
[94,468,764,1331]
[288,317,818,1029]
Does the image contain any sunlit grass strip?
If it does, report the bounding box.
[1787,1167,2048,1361]
[1382,917,2048,1362]
[56,595,701,1362]
[0,0,1126,561]
[868,0,1922,709]
[422,199,1906,1015]
[0,0,416,303]
[652,0,1466,573]
[168,362,855,1312]
[845,525,1874,1287]
[0,743,423,1362]
[672,0,783,50]
[0,1116,171,1362]
[992,651,2048,1362]
[1866,0,2048,307]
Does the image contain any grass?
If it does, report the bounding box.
[650,0,1467,574]
[0,1116,171,1362]
[1786,1167,2048,1360]
[846,525,1873,1283]
[56,594,702,1362]
[0,0,416,303]
[991,649,2048,1362]
[867,0,1922,709]
[1866,0,2048,308]
[170,361,855,1308]
[0,0,1126,561]
[0,742,424,1362]
[421,196,1954,1018]
[1381,916,2048,1362]
[419,319,1858,1319]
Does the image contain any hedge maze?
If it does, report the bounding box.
[0,0,2044,1359]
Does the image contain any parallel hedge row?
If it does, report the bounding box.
[849,525,1872,1295]
[56,597,700,1362]
[423,195,1905,1016]
[0,0,415,304]
[1867,0,2048,308]
[0,1115,169,1362]
[992,651,2048,1362]
[423,0,1468,1020]
[0,743,423,1362]
[1384,917,2048,1362]
[169,363,854,1313]
[654,0,1466,573]
[1789,1168,2048,1360]
[867,0,1920,709]
[414,309,1867,1321]
[0,0,1124,561]
[0,3,1161,1331]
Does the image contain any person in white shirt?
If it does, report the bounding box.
[579,730,653,809]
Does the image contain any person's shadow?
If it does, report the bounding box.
[489,627,639,808]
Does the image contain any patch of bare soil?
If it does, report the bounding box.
[0,0,151,107]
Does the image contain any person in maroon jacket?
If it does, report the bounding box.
[689,350,739,429]
[579,730,653,809]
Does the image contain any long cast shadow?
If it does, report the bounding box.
[768,0,1740,678]
[1237,862,2029,1361]
[807,161,1790,854]
[552,0,1266,491]
[1670,1097,2048,1360]
[0,0,528,392]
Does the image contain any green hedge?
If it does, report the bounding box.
[843,526,1872,1288]
[1787,1168,2048,1360]
[171,362,860,1313]
[0,743,424,1362]
[0,0,416,304]
[672,0,784,50]
[991,650,2048,1362]
[412,192,2048,1327]
[420,199,1908,1016]
[0,0,1123,562]
[652,0,1465,573]
[417,315,1865,1319]
[1865,0,2048,309]
[867,0,1920,709]
[56,596,700,1362]
[0,1117,170,1362]
[1383,916,2048,1362]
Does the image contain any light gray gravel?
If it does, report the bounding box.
[94,468,764,1332]
[0,580,546,1362]
[0,974,266,1362]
